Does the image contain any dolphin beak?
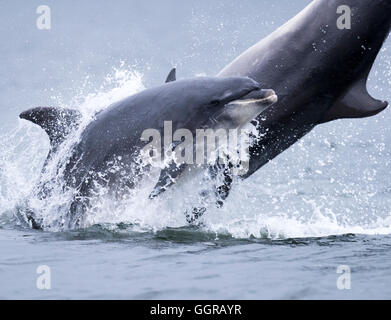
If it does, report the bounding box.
[232,88,278,107]
[245,88,277,103]
[216,88,278,129]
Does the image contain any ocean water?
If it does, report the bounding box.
[1,0,391,299]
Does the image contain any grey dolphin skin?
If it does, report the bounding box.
[19,0,391,228]
[20,75,275,228]
[215,0,390,198]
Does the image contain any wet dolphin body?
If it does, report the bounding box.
[20,75,276,228]
[213,0,391,200]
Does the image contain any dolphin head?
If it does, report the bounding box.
[170,76,262,107]
[163,76,277,130]
[199,76,262,107]
[185,76,277,130]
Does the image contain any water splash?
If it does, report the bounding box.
[0,65,145,230]
[1,64,391,238]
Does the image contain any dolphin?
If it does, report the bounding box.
[19,74,276,229]
[212,0,390,201]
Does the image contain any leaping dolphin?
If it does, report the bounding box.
[213,0,390,201]
[19,74,276,229]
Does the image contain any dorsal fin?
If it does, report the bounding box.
[19,107,82,149]
[165,68,176,83]
[320,76,388,124]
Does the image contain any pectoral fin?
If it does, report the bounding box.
[149,162,186,199]
[320,79,388,123]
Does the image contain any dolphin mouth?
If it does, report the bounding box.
[228,88,278,107]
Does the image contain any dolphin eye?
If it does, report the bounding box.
[209,99,220,107]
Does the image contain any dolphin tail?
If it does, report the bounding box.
[320,78,388,124]
[19,107,82,150]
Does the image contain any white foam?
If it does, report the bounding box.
[1,66,391,238]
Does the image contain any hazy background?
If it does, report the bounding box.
[0,0,313,129]
[1,0,391,299]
